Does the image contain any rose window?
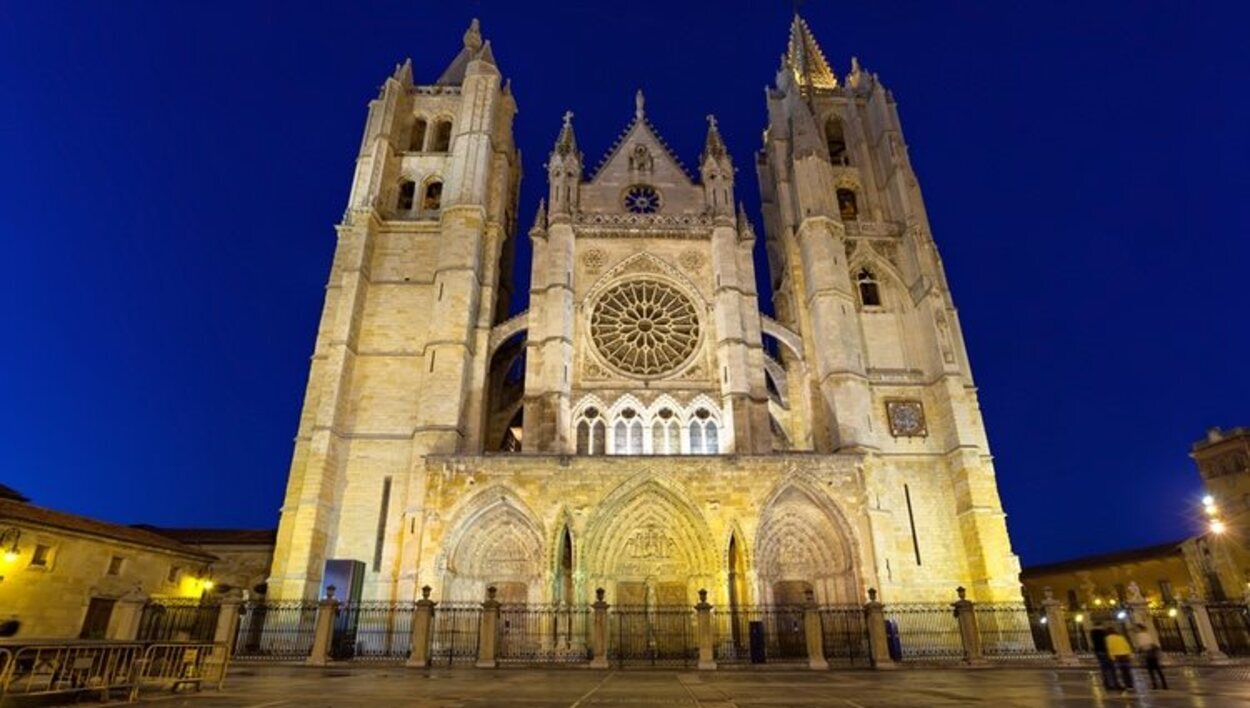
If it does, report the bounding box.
[591,280,700,377]
[623,184,661,214]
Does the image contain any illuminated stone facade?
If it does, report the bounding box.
[267,17,1022,605]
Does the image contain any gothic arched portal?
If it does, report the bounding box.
[442,490,545,603]
[755,482,859,605]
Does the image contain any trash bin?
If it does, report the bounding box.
[749,620,766,663]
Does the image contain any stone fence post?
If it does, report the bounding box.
[1126,598,1158,646]
[306,586,340,667]
[803,589,828,670]
[214,592,243,650]
[590,588,609,669]
[106,589,148,641]
[1185,597,1228,662]
[407,585,436,668]
[476,586,500,668]
[1040,590,1076,665]
[863,588,894,669]
[695,588,716,670]
[952,587,982,664]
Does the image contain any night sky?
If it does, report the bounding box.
[2,2,1246,567]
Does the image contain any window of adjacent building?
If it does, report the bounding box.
[410,117,428,152]
[168,566,181,584]
[1066,589,1079,610]
[397,180,416,211]
[837,188,858,221]
[1114,583,1127,604]
[423,180,443,211]
[29,544,51,568]
[430,120,453,152]
[1158,579,1175,604]
[856,268,882,308]
[106,556,124,576]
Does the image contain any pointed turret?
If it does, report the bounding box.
[392,58,413,87]
[701,115,734,219]
[548,111,582,216]
[787,15,838,93]
[701,114,730,165]
[528,199,547,239]
[553,110,580,160]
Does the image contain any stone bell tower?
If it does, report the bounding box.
[757,16,1021,598]
[267,19,521,600]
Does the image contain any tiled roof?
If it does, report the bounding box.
[1020,540,1186,578]
[0,483,28,502]
[137,526,277,547]
[0,499,215,560]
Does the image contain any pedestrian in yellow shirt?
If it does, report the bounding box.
[1105,628,1135,693]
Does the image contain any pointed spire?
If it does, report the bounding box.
[635,90,646,120]
[529,199,547,235]
[474,40,496,68]
[787,15,838,92]
[701,114,729,163]
[463,18,482,52]
[554,110,579,159]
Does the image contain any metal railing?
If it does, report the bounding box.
[138,599,220,642]
[234,601,319,661]
[333,602,415,661]
[497,605,591,664]
[712,606,807,664]
[1151,606,1199,654]
[883,604,964,662]
[0,641,144,701]
[609,606,695,667]
[0,647,11,695]
[429,603,481,666]
[820,606,870,665]
[976,604,1052,659]
[1207,602,1250,657]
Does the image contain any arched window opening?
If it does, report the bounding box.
[837,188,858,221]
[423,181,443,211]
[825,117,849,166]
[856,268,882,308]
[556,526,574,605]
[613,408,643,455]
[431,120,453,152]
[688,408,719,454]
[575,407,606,455]
[652,408,680,454]
[410,118,428,152]
[727,534,747,651]
[396,180,416,211]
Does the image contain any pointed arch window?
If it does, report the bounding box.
[431,120,453,152]
[613,408,643,455]
[410,118,428,152]
[837,188,858,221]
[575,407,606,455]
[423,180,443,211]
[825,117,849,166]
[856,268,882,308]
[651,408,681,454]
[688,408,719,454]
[397,180,416,211]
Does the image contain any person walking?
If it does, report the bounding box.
[1132,623,1167,689]
[1089,624,1121,690]
[1106,627,1136,693]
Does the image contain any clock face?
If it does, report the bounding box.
[887,400,927,437]
[623,184,661,214]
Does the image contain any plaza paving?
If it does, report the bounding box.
[117,664,1250,707]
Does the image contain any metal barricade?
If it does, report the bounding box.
[129,642,229,700]
[883,604,964,662]
[0,647,12,696]
[1,642,144,701]
[430,603,482,666]
[497,605,591,665]
[233,600,319,661]
[976,603,1053,660]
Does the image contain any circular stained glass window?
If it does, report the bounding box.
[623,184,661,214]
[591,280,700,377]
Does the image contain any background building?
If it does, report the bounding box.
[266,16,1021,606]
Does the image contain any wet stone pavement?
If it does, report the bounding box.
[116,664,1250,707]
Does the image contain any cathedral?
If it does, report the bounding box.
[267,16,1022,608]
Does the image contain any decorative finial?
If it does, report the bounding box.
[635,90,645,119]
[706,114,717,129]
[851,56,862,74]
[464,18,482,51]
[562,110,574,129]
[421,585,432,600]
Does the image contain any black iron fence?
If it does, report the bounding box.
[497,605,591,664]
[975,603,1052,659]
[1151,606,1199,654]
[233,601,319,661]
[712,605,806,664]
[137,599,219,642]
[333,602,415,661]
[429,603,481,666]
[609,606,695,667]
[882,604,964,662]
[1207,602,1250,657]
[820,606,870,665]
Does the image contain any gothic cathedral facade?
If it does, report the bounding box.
[267,18,1022,606]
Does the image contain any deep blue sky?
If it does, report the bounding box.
[2,2,1246,567]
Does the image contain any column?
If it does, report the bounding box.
[804,589,828,670]
[695,589,716,670]
[213,593,243,651]
[476,586,500,668]
[407,586,436,668]
[1185,597,1228,662]
[306,586,340,667]
[1040,591,1076,665]
[952,587,983,664]
[864,589,894,669]
[590,588,609,669]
